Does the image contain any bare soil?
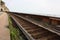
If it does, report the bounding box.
[0,12,10,40]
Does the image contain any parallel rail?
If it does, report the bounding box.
[8,13,60,40]
[14,14,60,36]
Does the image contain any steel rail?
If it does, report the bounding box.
[9,14,35,40]
[14,14,60,36]
[8,13,60,40]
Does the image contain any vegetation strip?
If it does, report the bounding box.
[8,16,26,40]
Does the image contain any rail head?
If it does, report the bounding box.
[14,14,60,36]
[10,15,35,40]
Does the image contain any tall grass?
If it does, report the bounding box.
[8,16,25,40]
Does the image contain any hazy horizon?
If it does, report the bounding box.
[2,0,60,17]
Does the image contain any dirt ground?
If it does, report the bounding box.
[0,12,10,40]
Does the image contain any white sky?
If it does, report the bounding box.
[2,0,60,17]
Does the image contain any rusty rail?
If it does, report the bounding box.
[7,12,60,40]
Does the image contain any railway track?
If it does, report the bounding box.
[13,13,60,36]
[9,13,60,40]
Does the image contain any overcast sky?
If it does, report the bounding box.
[2,0,60,17]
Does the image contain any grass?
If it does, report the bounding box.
[8,16,25,40]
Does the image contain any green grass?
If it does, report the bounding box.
[8,16,25,40]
